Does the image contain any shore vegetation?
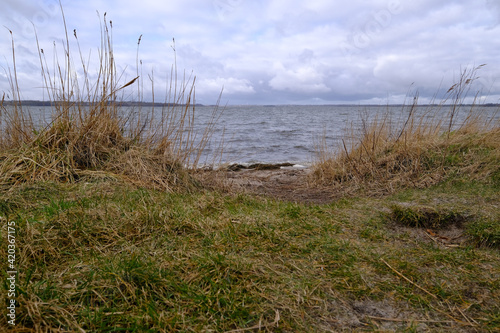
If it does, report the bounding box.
[1,8,499,332]
[1,9,221,192]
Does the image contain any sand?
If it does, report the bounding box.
[223,164,335,204]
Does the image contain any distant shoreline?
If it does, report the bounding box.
[3,100,500,107]
[1,100,206,107]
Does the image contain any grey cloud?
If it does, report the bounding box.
[2,0,500,105]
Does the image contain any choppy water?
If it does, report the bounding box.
[191,104,500,165]
[195,105,351,165]
[8,104,500,166]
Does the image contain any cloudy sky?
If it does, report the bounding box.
[1,0,500,105]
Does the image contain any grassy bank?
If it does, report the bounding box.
[0,166,499,331]
[0,11,220,192]
[312,66,500,197]
[1,97,500,331]
[1,8,500,332]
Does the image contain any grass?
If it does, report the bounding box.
[0,176,498,331]
[0,6,221,191]
[1,6,500,333]
[312,65,500,196]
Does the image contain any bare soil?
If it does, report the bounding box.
[222,164,337,204]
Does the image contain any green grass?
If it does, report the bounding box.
[1,172,499,332]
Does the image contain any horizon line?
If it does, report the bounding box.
[2,100,500,108]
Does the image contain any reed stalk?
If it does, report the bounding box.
[312,65,500,194]
[0,6,222,191]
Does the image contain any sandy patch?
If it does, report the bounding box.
[222,164,336,204]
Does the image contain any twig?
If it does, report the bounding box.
[429,304,475,327]
[424,230,440,244]
[381,259,476,327]
[380,258,438,299]
[342,139,362,179]
[456,305,478,326]
[366,315,454,324]
[444,299,478,327]
[224,310,280,333]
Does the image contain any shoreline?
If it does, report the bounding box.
[224,162,308,171]
[4,100,500,107]
[220,163,337,204]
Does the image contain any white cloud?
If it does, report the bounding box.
[197,77,255,95]
[269,62,330,93]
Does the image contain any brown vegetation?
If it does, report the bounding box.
[311,66,500,196]
[0,10,220,192]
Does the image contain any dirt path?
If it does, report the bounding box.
[222,164,336,204]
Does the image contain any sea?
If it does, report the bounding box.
[6,104,500,167]
[187,104,500,166]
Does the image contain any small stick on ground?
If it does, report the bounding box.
[366,315,454,324]
[380,258,438,299]
[224,310,280,333]
[381,259,476,326]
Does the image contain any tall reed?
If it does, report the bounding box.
[0,6,222,190]
[312,65,500,194]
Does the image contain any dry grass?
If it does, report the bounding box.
[0,178,498,331]
[0,6,221,191]
[312,66,500,195]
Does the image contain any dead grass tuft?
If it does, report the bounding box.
[312,66,500,195]
[0,7,220,191]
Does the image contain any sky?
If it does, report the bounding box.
[1,0,500,105]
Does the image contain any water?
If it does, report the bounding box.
[6,104,500,166]
[195,105,352,165]
[191,104,499,165]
